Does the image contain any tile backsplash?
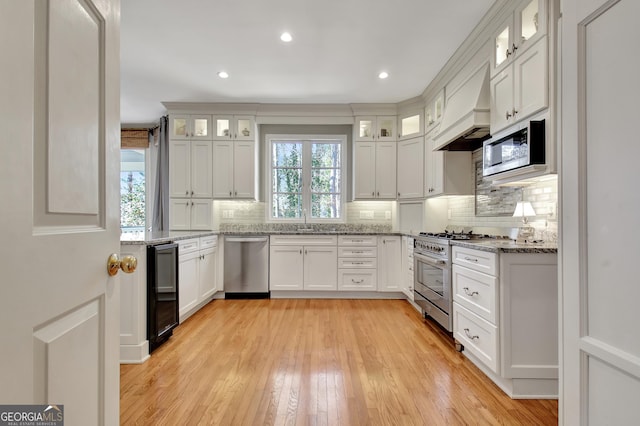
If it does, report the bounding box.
[447,176,558,242]
[213,200,394,226]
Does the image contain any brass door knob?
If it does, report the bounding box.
[107,254,138,276]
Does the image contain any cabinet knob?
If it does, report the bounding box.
[512,42,518,53]
[506,110,512,120]
[185,190,189,195]
[397,192,400,197]
[229,191,232,196]
[191,191,194,196]
[191,201,194,206]
[377,192,380,197]
[234,191,237,196]
[512,108,518,116]
[505,48,512,58]
[372,192,375,196]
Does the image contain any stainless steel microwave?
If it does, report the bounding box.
[482,119,545,177]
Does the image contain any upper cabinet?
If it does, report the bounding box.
[354,116,397,142]
[491,0,547,77]
[212,115,255,141]
[170,115,212,140]
[396,136,424,200]
[490,36,548,133]
[425,90,445,136]
[398,111,423,140]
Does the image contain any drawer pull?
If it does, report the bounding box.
[464,256,479,263]
[351,279,364,284]
[462,287,479,297]
[352,262,364,265]
[353,250,364,254]
[464,328,479,340]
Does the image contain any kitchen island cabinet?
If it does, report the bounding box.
[452,243,558,398]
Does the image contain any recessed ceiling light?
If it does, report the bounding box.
[280,32,293,42]
[217,71,229,79]
[378,71,389,79]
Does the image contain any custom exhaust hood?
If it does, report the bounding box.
[433,64,491,151]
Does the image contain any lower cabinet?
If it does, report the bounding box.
[269,235,338,291]
[178,236,218,321]
[337,235,378,291]
[452,245,558,398]
[377,236,402,291]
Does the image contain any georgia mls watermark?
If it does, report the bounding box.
[0,405,63,426]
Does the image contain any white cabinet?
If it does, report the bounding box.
[490,0,547,77]
[169,139,213,198]
[424,135,473,197]
[212,140,257,199]
[354,116,397,142]
[169,199,212,231]
[353,141,396,200]
[212,115,255,141]
[490,36,548,133]
[398,111,423,140]
[178,236,218,321]
[269,235,338,291]
[401,236,414,300]
[452,247,500,373]
[396,137,424,200]
[425,90,445,135]
[452,244,558,398]
[169,114,212,140]
[377,236,401,292]
[337,235,378,291]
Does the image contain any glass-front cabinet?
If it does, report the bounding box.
[398,111,423,140]
[170,115,212,140]
[425,89,445,135]
[354,116,396,142]
[213,115,255,141]
[491,0,546,77]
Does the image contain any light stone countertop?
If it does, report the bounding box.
[450,239,558,254]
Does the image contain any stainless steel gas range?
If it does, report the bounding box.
[413,232,472,332]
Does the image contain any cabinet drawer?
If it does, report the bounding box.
[337,235,377,246]
[452,246,498,276]
[452,265,498,323]
[338,269,377,291]
[178,238,199,254]
[338,257,377,269]
[338,247,377,257]
[453,303,499,374]
[200,235,218,249]
[270,235,337,246]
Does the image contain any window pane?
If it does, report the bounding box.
[272,193,302,218]
[273,168,302,193]
[120,149,145,229]
[311,169,341,193]
[311,194,341,219]
[273,142,302,167]
[311,142,341,168]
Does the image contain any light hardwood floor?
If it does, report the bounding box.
[120,299,557,425]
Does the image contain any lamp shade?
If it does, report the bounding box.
[513,201,536,217]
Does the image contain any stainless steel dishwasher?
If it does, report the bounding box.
[223,235,270,298]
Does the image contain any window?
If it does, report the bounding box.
[268,135,346,222]
[120,149,146,231]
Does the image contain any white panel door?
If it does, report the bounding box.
[233,141,256,199]
[490,67,514,132]
[190,199,212,230]
[304,247,338,291]
[375,142,397,199]
[396,137,424,199]
[377,237,402,291]
[212,140,234,198]
[513,36,548,122]
[190,140,213,198]
[270,245,304,290]
[169,199,191,231]
[169,140,191,197]
[561,1,640,424]
[178,252,199,319]
[0,0,120,424]
[198,248,217,301]
[353,141,376,199]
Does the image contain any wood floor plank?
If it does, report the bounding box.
[121,299,557,425]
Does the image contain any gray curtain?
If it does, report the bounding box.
[152,116,169,231]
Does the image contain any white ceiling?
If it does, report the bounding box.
[120,0,496,124]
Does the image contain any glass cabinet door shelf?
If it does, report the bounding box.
[170,115,212,140]
[213,115,255,141]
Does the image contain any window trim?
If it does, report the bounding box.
[265,134,347,223]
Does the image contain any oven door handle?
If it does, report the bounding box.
[414,252,447,269]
